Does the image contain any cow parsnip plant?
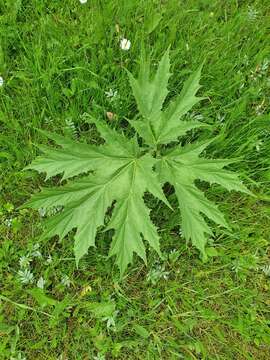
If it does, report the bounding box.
[25,50,249,275]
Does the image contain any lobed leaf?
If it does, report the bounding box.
[128,49,171,144]
[25,51,250,275]
[26,129,169,274]
[26,131,132,181]
[154,63,206,144]
[157,139,249,253]
[129,59,207,146]
[128,48,171,121]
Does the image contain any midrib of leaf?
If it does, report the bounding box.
[108,158,150,274]
[148,121,158,145]
[74,158,139,208]
[92,160,138,205]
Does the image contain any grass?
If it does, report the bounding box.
[0,0,270,359]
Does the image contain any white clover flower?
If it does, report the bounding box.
[79,0,87,4]
[19,255,31,268]
[0,76,4,87]
[18,269,34,284]
[37,276,45,289]
[120,38,131,51]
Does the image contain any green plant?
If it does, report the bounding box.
[25,50,249,275]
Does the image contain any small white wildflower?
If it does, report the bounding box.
[0,76,4,87]
[46,255,53,264]
[19,255,31,268]
[61,274,71,287]
[18,269,34,284]
[37,276,45,289]
[79,0,87,4]
[120,38,131,51]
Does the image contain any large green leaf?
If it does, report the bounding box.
[25,50,250,275]
[26,131,169,274]
[128,49,171,122]
[157,140,249,255]
[26,130,132,181]
[129,57,207,146]
[154,64,207,144]
[127,49,171,144]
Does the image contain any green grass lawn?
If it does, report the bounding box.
[1,0,270,359]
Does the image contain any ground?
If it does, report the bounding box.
[0,0,270,359]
